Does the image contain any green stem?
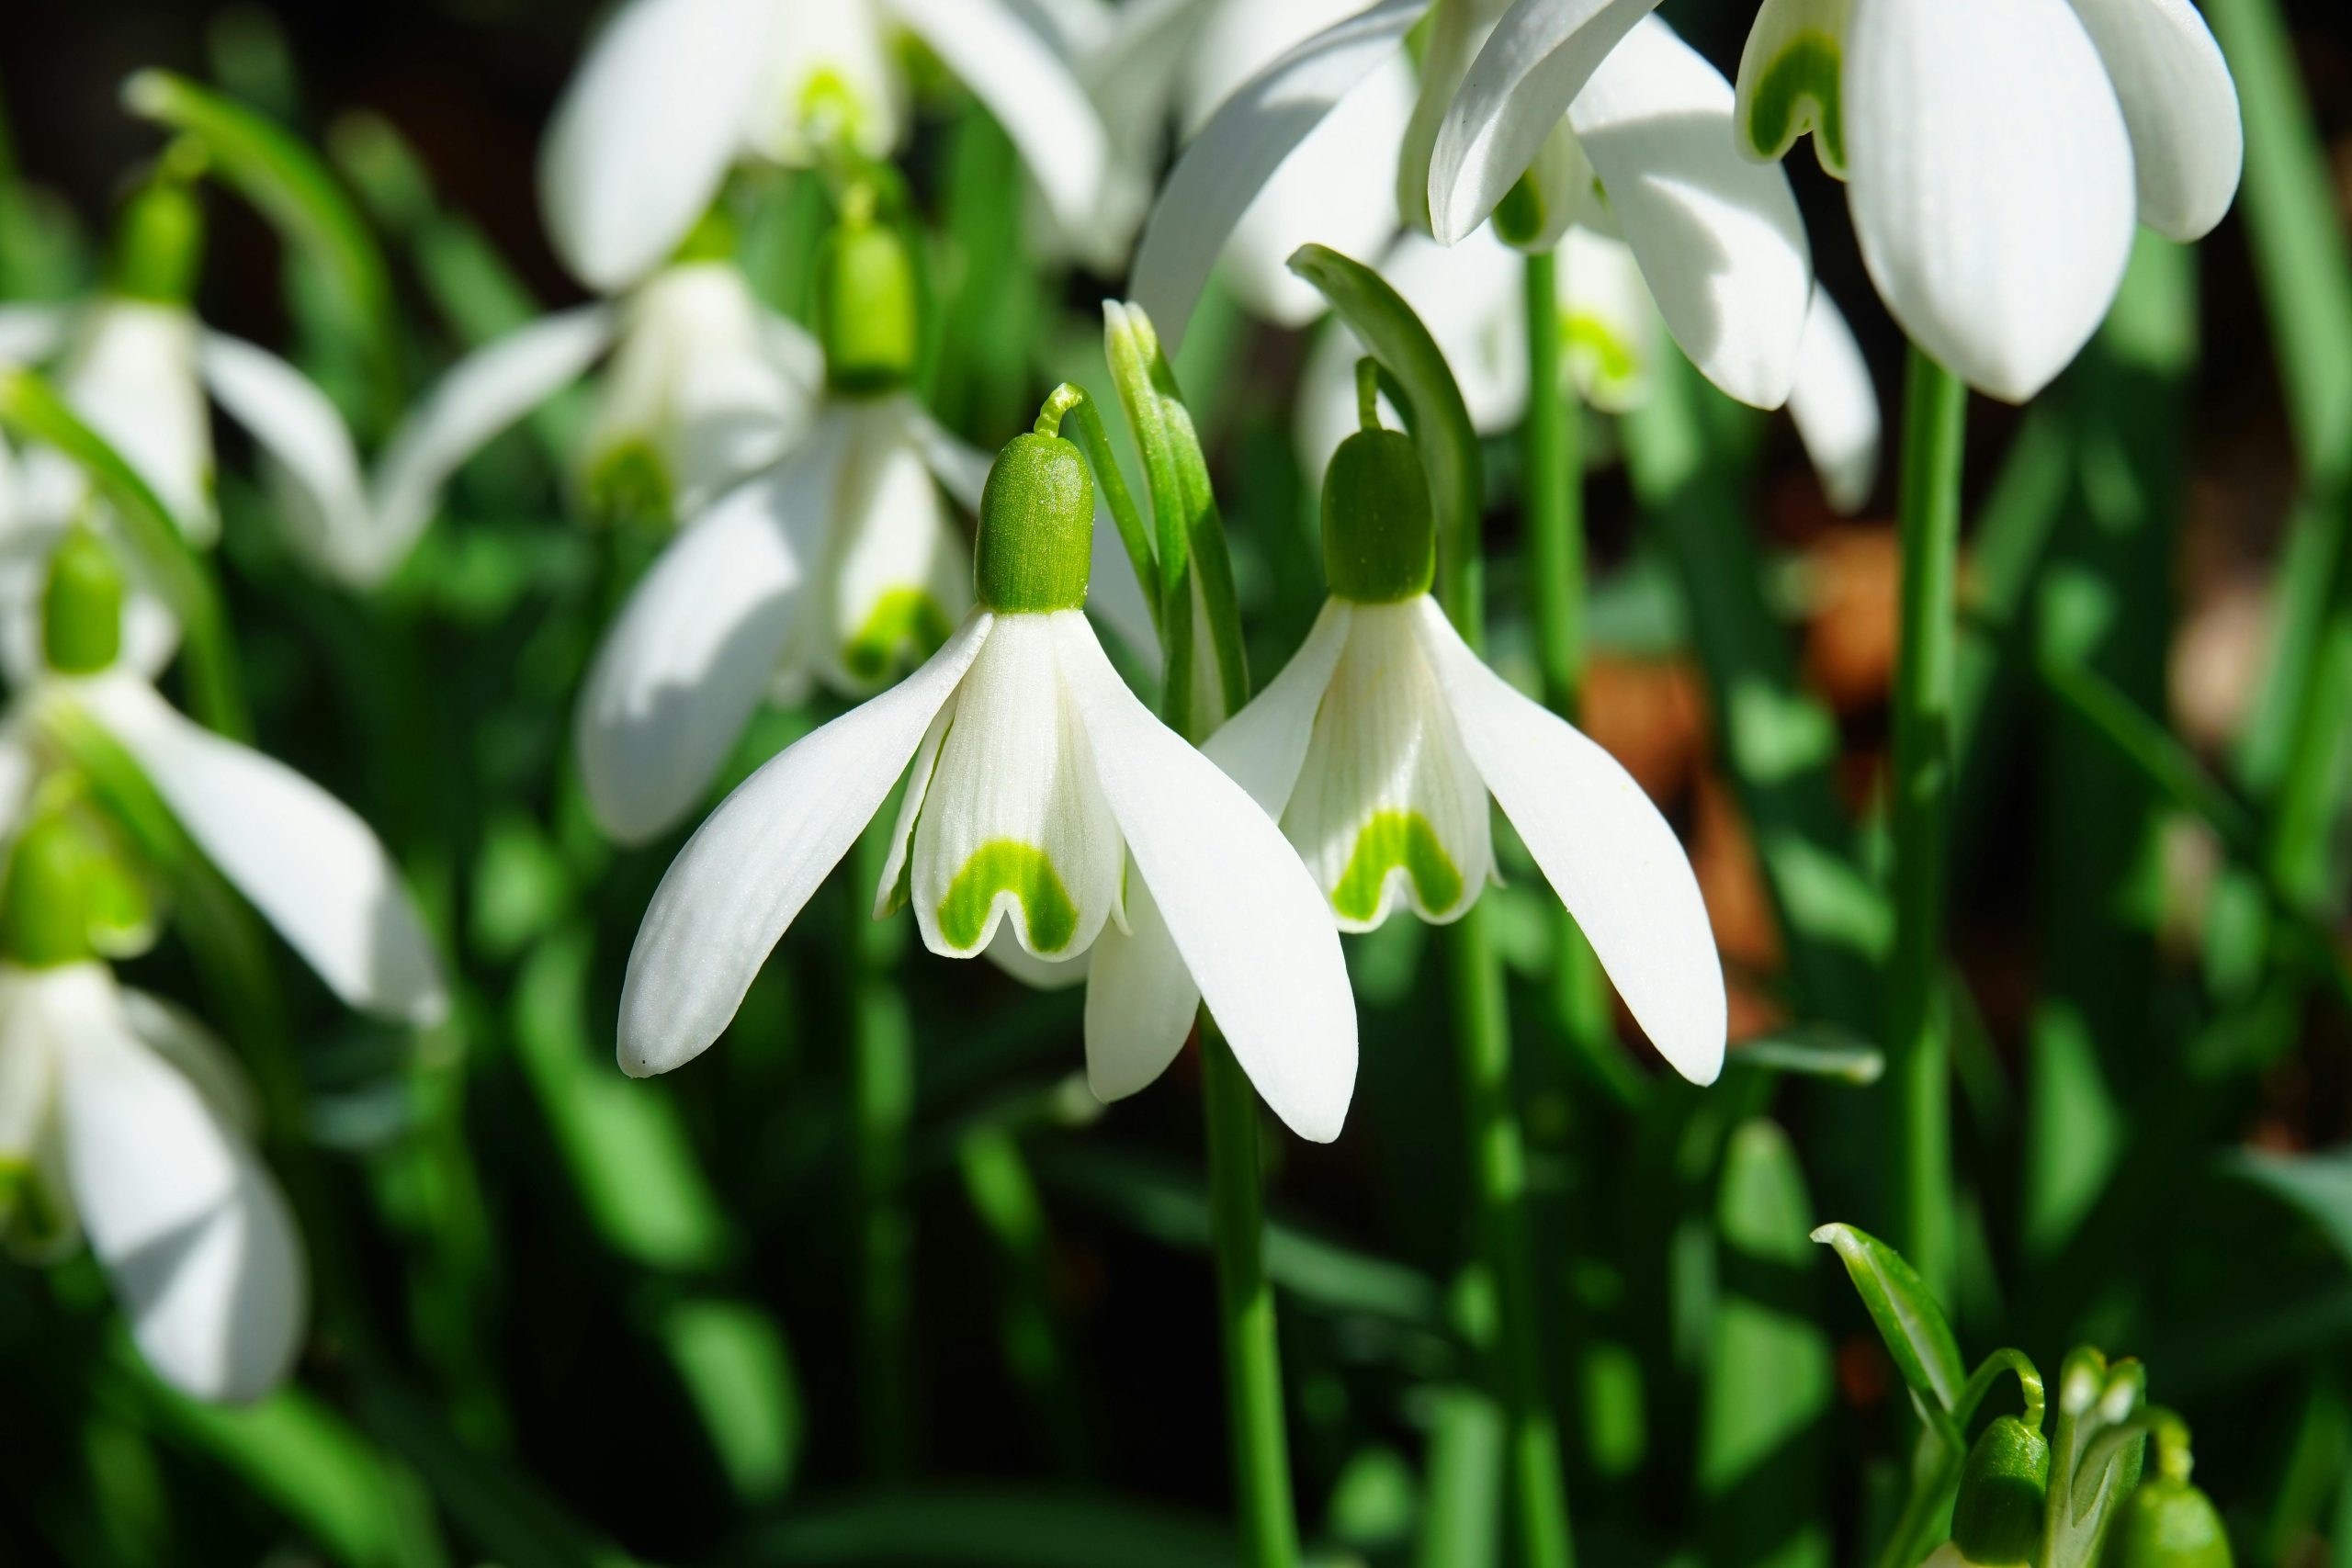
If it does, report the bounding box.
[1443,309,1574,1562]
[851,813,915,1478]
[1886,346,1967,1301]
[1202,1028,1300,1568]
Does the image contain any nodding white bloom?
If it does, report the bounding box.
[1299,226,1882,512]
[621,427,1359,1141]
[1733,0,2241,400]
[1099,413,1724,1086]
[537,0,1110,294]
[1132,1,1814,414]
[0,532,448,1029]
[0,957,303,1402]
[367,249,822,585]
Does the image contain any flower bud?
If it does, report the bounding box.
[975,432,1091,615]
[1322,427,1435,604]
[2104,1480,2232,1568]
[0,804,150,969]
[817,213,919,396]
[42,527,124,676]
[109,175,205,306]
[1950,1416,2050,1568]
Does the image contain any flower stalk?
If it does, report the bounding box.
[1887,345,1968,1300]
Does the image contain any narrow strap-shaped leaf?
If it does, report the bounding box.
[1811,1222,1965,1410]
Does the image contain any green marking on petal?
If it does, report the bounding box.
[938,839,1080,953]
[843,588,953,684]
[1564,311,1642,400]
[799,69,868,149]
[1744,32,1846,177]
[586,440,673,525]
[1331,809,1464,924]
[0,1156,71,1256]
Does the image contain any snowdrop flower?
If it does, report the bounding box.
[1134,0,1814,413]
[538,0,1110,294]
[1733,0,2241,400]
[0,177,382,592]
[0,530,447,1029]
[1096,399,1724,1086]
[366,214,821,585]
[620,419,1358,1140]
[1299,226,1882,511]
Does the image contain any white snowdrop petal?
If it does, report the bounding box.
[1083,872,1199,1100]
[1844,0,2135,401]
[1556,225,1661,413]
[806,400,972,697]
[61,301,216,543]
[1130,0,1425,352]
[2065,0,2242,241]
[1053,613,1356,1142]
[1731,0,1852,171]
[537,0,778,291]
[69,676,448,1027]
[0,304,72,367]
[1567,17,1812,410]
[369,305,618,569]
[1201,596,1354,816]
[576,432,837,845]
[1411,597,1724,1083]
[1786,287,1881,513]
[119,988,261,1138]
[196,333,376,587]
[619,613,994,1077]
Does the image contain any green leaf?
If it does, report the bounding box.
[2223,1148,2352,1263]
[1811,1223,1965,1411]
[736,1486,1237,1566]
[1728,1027,1886,1085]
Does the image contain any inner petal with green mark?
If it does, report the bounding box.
[843,588,952,685]
[1331,810,1464,925]
[1742,31,1847,175]
[585,440,673,525]
[935,839,1080,954]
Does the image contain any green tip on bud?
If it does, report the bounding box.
[1322,400,1435,605]
[817,199,919,396]
[1950,1416,2050,1568]
[2106,1480,2232,1568]
[110,173,206,304]
[42,527,124,675]
[975,430,1092,614]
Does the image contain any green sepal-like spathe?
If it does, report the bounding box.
[1951,1416,2050,1568]
[42,526,125,675]
[975,432,1092,614]
[109,175,206,305]
[2103,1481,2232,1568]
[817,216,919,396]
[1323,428,1437,605]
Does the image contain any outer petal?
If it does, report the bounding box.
[1411,597,1724,1083]
[618,612,994,1077]
[808,400,971,696]
[1844,0,2133,402]
[1052,613,1356,1142]
[1566,17,1812,410]
[1786,287,1880,514]
[369,306,618,572]
[0,304,72,367]
[2065,0,2241,241]
[119,988,260,1137]
[1082,872,1199,1100]
[537,0,780,291]
[890,0,1111,235]
[56,971,304,1403]
[576,434,835,844]
[66,675,448,1027]
[1425,0,1662,246]
[1202,596,1353,814]
[196,333,374,587]
[59,301,216,544]
[1129,0,1426,351]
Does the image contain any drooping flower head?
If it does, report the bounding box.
[620,400,1359,1140]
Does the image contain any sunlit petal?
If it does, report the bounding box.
[2066,0,2242,241]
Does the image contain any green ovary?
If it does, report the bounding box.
[1746,34,1845,173]
[1331,810,1464,924]
[937,839,1080,953]
[844,590,952,683]
[586,441,673,525]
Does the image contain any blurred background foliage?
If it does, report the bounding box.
[4,0,2352,1564]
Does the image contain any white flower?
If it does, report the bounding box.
[1298,226,1882,512]
[367,258,822,583]
[0,960,304,1402]
[619,434,1358,1141]
[1130,1,1814,412]
[537,0,1111,293]
[1733,0,2241,400]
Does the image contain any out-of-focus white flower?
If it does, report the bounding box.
[1733,0,2241,400]
[537,0,1111,293]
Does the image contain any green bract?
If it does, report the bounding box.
[975,432,1092,615]
[818,215,919,396]
[1951,1416,2050,1568]
[1322,428,1436,604]
[42,527,125,675]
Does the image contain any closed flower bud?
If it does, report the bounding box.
[817,213,919,396]
[1950,1416,2051,1568]
[41,527,124,676]
[1321,427,1435,605]
[974,432,1092,615]
[2104,1480,2231,1568]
